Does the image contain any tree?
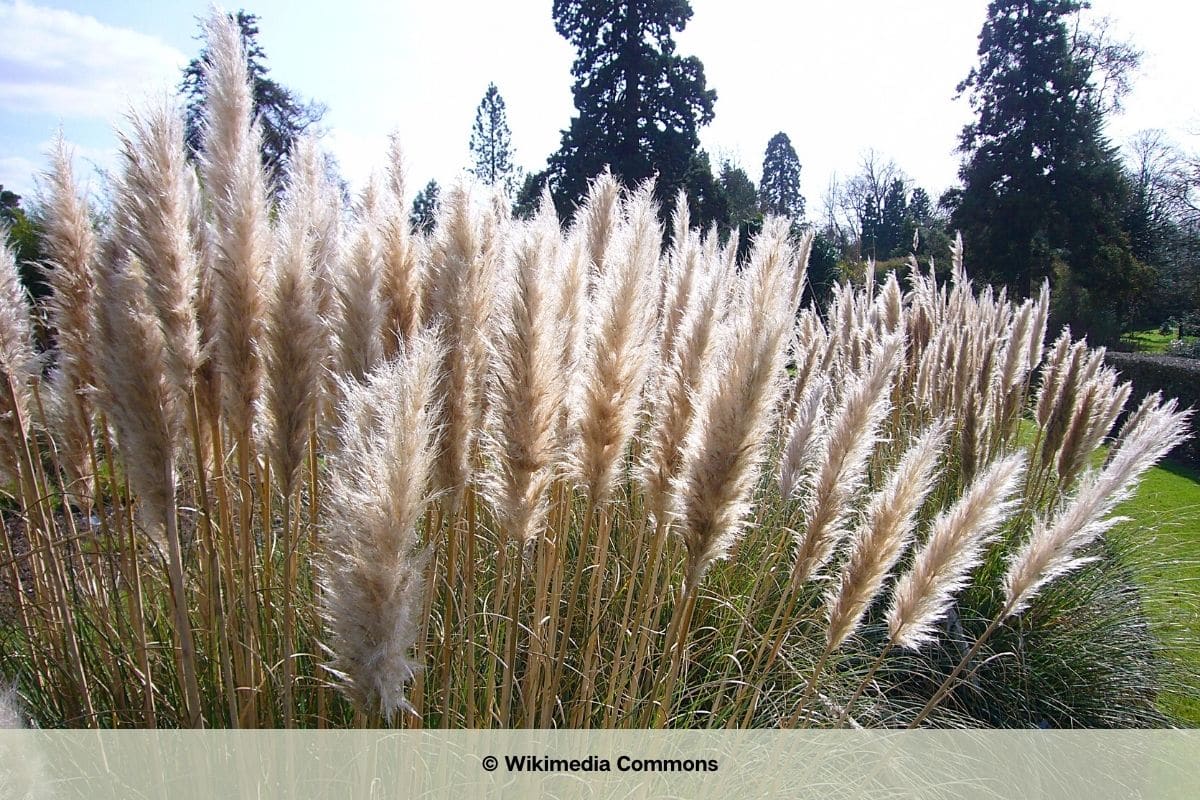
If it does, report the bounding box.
[1122,131,1200,327]
[1,185,47,300]
[806,231,841,307]
[680,150,728,231]
[820,152,907,261]
[758,132,804,220]
[908,187,933,228]
[1123,131,1189,266]
[411,179,440,234]
[469,83,521,200]
[903,186,953,265]
[546,0,717,217]
[513,170,551,220]
[950,0,1144,341]
[720,160,760,239]
[875,178,909,259]
[181,10,326,186]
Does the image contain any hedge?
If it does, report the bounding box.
[1105,351,1200,466]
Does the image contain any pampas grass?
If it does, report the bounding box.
[825,421,948,651]
[887,454,1026,650]
[0,8,1193,731]
[1004,396,1191,617]
[322,332,441,721]
[574,182,661,507]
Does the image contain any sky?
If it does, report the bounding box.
[1,0,1197,215]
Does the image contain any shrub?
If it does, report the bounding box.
[1103,352,1200,466]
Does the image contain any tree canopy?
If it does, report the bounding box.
[546,0,717,220]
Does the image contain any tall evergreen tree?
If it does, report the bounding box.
[546,0,717,217]
[876,178,909,259]
[718,163,760,259]
[411,179,440,234]
[720,160,761,237]
[181,10,326,185]
[469,83,521,199]
[908,187,933,227]
[758,132,804,220]
[950,0,1143,339]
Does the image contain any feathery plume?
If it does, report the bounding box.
[1003,398,1191,616]
[778,376,829,502]
[336,194,385,384]
[792,335,902,584]
[198,9,270,442]
[116,101,202,402]
[426,184,499,502]
[825,421,948,650]
[673,218,798,587]
[578,169,621,277]
[379,134,424,354]
[265,202,326,497]
[641,241,729,522]
[658,191,701,361]
[322,332,442,720]
[37,138,98,497]
[574,182,661,505]
[887,454,1026,649]
[485,219,566,545]
[39,136,97,392]
[94,256,177,536]
[0,239,37,481]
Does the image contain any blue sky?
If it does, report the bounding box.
[1,0,1196,212]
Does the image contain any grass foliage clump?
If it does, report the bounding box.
[0,12,1194,729]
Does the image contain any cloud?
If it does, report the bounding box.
[0,0,186,119]
[0,154,39,196]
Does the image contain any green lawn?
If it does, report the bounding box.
[1120,328,1199,354]
[1113,457,1200,725]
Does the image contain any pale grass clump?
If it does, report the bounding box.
[573,182,662,506]
[198,9,269,443]
[673,217,799,588]
[887,453,1026,650]
[1,15,1192,729]
[825,421,949,651]
[322,333,441,721]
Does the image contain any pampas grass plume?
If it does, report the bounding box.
[322,331,442,720]
[887,453,1026,649]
